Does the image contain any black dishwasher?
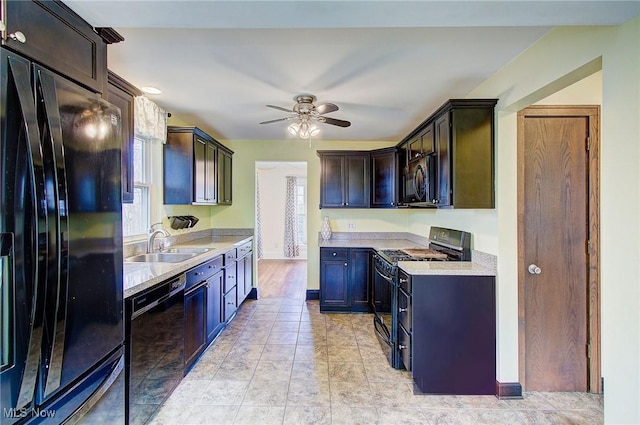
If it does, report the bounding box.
[126,273,186,425]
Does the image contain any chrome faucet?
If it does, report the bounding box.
[147,223,170,253]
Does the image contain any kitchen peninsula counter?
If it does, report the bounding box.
[123,231,252,298]
[318,231,496,276]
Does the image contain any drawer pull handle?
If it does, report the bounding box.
[399,278,407,283]
[332,252,337,256]
[399,344,407,350]
[399,308,408,313]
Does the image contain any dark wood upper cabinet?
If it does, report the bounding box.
[3,0,107,93]
[106,71,141,203]
[164,126,233,205]
[432,100,496,208]
[318,151,370,208]
[370,147,398,208]
[401,99,497,209]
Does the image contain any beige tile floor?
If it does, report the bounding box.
[150,298,604,425]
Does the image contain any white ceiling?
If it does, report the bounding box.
[66,1,640,142]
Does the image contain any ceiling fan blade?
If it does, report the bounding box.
[266,104,294,113]
[321,117,351,128]
[259,117,294,125]
[315,103,339,115]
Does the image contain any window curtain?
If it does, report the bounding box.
[256,174,264,259]
[284,176,299,258]
[134,95,167,143]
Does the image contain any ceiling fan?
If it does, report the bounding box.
[259,94,351,139]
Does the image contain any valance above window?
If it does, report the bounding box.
[134,95,167,143]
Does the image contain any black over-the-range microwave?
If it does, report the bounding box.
[403,153,437,207]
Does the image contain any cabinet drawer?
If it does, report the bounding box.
[320,248,348,260]
[223,290,237,322]
[224,248,237,263]
[398,322,412,371]
[224,263,237,293]
[398,271,411,293]
[237,241,252,257]
[186,256,223,288]
[398,287,412,332]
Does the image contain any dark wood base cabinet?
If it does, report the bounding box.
[410,274,496,395]
[320,248,371,312]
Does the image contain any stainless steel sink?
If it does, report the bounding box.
[125,252,197,263]
[165,247,211,254]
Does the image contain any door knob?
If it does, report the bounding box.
[9,31,27,43]
[528,264,542,275]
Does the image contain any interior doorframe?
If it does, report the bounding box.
[517,105,601,393]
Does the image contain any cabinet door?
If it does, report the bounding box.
[205,142,217,203]
[350,249,371,311]
[434,113,451,206]
[235,257,246,304]
[218,149,232,205]
[107,72,139,203]
[371,150,397,208]
[407,136,422,161]
[206,272,223,343]
[320,259,350,310]
[345,154,369,207]
[184,285,206,369]
[421,123,435,154]
[243,252,253,299]
[5,0,107,93]
[193,137,207,203]
[320,155,345,207]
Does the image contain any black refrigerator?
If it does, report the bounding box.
[1,47,125,424]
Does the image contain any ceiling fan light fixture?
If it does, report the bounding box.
[261,93,350,142]
[287,122,300,135]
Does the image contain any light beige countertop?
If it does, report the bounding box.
[123,235,252,298]
[399,260,496,276]
[318,238,429,250]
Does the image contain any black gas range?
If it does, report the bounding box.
[372,227,472,369]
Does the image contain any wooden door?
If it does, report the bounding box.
[517,106,600,392]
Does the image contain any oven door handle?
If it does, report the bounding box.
[374,265,394,283]
[373,316,391,345]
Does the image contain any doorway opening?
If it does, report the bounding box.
[255,162,308,300]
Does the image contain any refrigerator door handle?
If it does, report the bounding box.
[1,50,48,413]
[34,66,71,399]
[0,233,15,371]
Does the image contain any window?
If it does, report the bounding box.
[296,180,307,245]
[122,138,151,238]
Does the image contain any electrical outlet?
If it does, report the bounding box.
[347,223,356,231]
